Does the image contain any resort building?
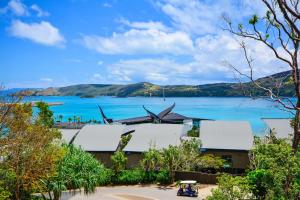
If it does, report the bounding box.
[60,129,79,144]
[262,118,293,139]
[199,121,254,169]
[123,123,190,168]
[71,124,130,166]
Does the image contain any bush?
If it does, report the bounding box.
[111,151,127,174]
[42,145,109,200]
[156,170,171,184]
[187,126,199,137]
[115,169,144,185]
[207,174,253,200]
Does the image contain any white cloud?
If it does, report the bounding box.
[30,4,49,17]
[5,0,28,16]
[97,60,103,65]
[119,18,170,31]
[105,58,227,84]
[40,78,53,82]
[82,29,193,55]
[8,20,65,47]
[156,0,266,35]
[93,73,102,79]
[103,3,112,8]
[193,33,288,79]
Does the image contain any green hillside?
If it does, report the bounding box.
[21,71,295,97]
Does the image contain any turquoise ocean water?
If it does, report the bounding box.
[26,96,293,135]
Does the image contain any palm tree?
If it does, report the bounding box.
[68,117,72,125]
[59,115,63,124]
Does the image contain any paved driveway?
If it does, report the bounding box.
[60,185,216,200]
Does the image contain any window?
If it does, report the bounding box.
[221,155,233,168]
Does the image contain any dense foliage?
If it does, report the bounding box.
[0,103,63,200]
[42,145,110,200]
[187,126,199,137]
[207,137,300,200]
[35,102,54,127]
[111,151,128,174]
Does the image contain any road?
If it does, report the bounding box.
[60,184,216,200]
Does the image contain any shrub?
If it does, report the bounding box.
[42,145,109,200]
[187,126,199,137]
[115,169,144,185]
[156,170,171,184]
[207,174,253,200]
[197,154,224,169]
[111,151,127,174]
[140,148,162,171]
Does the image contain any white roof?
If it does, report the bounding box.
[73,125,125,152]
[60,129,79,144]
[200,121,253,151]
[263,118,293,139]
[123,124,188,152]
[180,180,197,184]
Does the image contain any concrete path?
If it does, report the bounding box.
[60,184,217,200]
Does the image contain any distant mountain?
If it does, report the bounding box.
[0,88,38,96]
[17,71,295,97]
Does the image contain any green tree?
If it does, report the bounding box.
[197,154,224,169]
[117,134,132,150]
[42,145,109,200]
[207,138,300,200]
[248,137,300,199]
[187,126,199,137]
[0,104,63,200]
[68,117,72,124]
[141,148,162,171]
[36,101,54,127]
[58,115,63,123]
[111,151,127,174]
[224,0,300,151]
[207,174,253,200]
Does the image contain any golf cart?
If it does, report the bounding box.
[177,180,198,197]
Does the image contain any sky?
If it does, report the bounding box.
[0,0,290,88]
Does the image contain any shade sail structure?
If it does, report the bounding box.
[123,124,190,152]
[200,121,254,151]
[99,103,209,125]
[263,118,293,139]
[72,125,126,152]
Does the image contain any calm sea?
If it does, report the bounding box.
[26,96,293,135]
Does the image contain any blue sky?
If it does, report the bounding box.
[0,0,288,88]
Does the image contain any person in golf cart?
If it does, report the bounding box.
[177,180,198,197]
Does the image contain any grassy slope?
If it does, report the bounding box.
[23,71,294,97]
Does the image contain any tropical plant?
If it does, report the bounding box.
[118,134,132,150]
[248,137,300,199]
[197,154,225,169]
[187,126,199,137]
[35,101,54,127]
[140,148,162,171]
[58,115,63,123]
[111,151,127,174]
[207,174,253,200]
[207,137,300,200]
[223,0,300,151]
[68,117,72,124]
[0,103,63,200]
[42,145,108,200]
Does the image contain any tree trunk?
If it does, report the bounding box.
[292,108,300,151]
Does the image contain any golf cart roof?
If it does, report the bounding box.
[180,180,197,184]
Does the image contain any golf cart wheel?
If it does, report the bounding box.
[177,192,181,196]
